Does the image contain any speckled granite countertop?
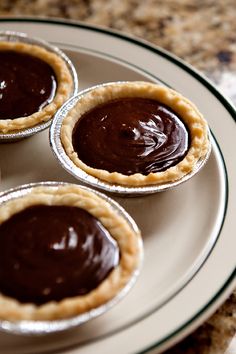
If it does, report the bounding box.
[0,1,235,353]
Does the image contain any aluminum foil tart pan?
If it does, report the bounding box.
[50,83,212,197]
[0,31,78,143]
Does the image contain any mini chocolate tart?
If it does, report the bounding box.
[0,183,142,322]
[0,32,77,137]
[60,81,210,188]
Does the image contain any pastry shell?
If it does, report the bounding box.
[0,183,142,323]
[61,81,210,187]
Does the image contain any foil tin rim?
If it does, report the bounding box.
[50,81,212,197]
[0,31,79,142]
[0,181,143,335]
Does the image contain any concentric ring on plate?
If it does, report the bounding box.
[0,31,78,142]
[50,81,211,196]
[0,182,142,334]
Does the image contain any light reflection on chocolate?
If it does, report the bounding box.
[72,97,190,175]
[0,50,57,120]
[0,205,119,304]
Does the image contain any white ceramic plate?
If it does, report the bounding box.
[0,18,235,354]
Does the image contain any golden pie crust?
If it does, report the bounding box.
[61,81,210,187]
[0,41,74,134]
[0,185,142,321]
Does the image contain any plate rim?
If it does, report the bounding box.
[0,17,235,354]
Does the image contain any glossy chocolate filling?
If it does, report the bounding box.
[72,97,190,175]
[0,205,119,304]
[0,50,57,120]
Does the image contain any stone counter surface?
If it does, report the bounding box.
[0,1,235,353]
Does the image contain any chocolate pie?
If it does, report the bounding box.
[0,184,141,321]
[61,81,210,186]
[0,40,73,134]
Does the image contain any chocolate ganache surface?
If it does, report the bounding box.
[0,205,119,304]
[72,97,190,175]
[0,50,57,120]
